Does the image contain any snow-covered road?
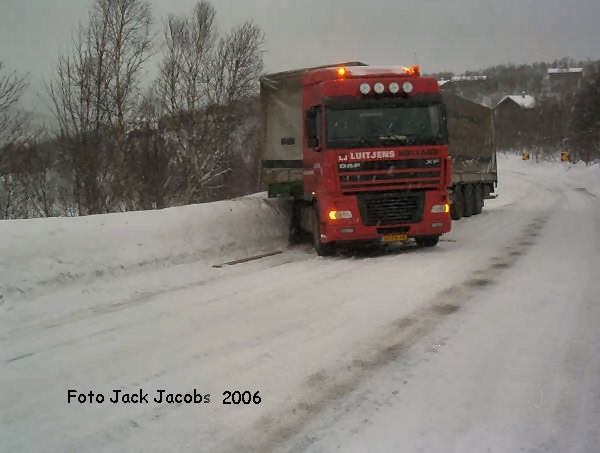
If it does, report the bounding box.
[1,155,599,452]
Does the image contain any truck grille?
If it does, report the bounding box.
[338,158,442,192]
[340,171,440,183]
[357,191,425,226]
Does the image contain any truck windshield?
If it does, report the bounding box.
[325,104,447,149]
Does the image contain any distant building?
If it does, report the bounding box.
[437,75,493,107]
[543,67,584,100]
[495,93,536,110]
[494,92,537,149]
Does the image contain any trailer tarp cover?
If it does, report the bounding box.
[443,92,497,184]
[259,62,366,185]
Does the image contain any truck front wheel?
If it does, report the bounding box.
[312,205,334,256]
[416,235,440,247]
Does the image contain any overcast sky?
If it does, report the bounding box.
[1,0,599,113]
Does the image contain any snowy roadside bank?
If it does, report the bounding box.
[0,195,290,303]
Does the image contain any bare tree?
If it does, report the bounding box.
[204,21,265,198]
[99,0,153,131]
[155,4,265,203]
[126,87,169,209]
[0,62,28,113]
[570,68,600,163]
[0,62,29,147]
[48,23,110,214]
[158,15,185,115]
[0,62,32,218]
[158,0,216,114]
[207,21,265,106]
[157,0,224,203]
[48,0,153,214]
[6,129,61,218]
[97,0,153,208]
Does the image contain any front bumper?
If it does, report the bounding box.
[319,191,451,243]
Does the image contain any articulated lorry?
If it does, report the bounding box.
[259,62,496,255]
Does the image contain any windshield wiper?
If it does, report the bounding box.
[378,135,408,141]
[357,136,378,147]
[377,135,417,145]
[380,134,439,145]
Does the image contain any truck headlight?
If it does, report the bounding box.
[431,204,450,214]
[359,83,371,95]
[328,210,353,220]
[388,82,400,94]
[402,81,414,94]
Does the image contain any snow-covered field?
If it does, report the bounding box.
[1,153,599,452]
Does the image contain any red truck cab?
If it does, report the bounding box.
[295,65,452,254]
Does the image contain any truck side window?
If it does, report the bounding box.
[314,107,322,143]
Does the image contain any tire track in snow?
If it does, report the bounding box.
[1,241,440,363]
[0,246,311,340]
[1,247,388,366]
[17,212,554,449]
[280,184,600,453]
[227,211,553,453]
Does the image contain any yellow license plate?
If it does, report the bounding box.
[381,234,408,242]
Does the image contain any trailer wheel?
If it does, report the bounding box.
[451,186,465,220]
[483,184,493,199]
[312,205,333,256]
[463,184,474,217]
[473,184,483,215]
[416,235,440,247]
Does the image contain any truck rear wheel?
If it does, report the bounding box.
[312,205,333,256]
[463,184,474,217]
[473,184,483,215]
[451,186,464,220]
[416,235,440,247]
[483,184,493,199]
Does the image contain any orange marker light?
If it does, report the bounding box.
[337,67,346,77]
[402,65,421,76]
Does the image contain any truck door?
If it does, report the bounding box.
[304,105,323,195]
